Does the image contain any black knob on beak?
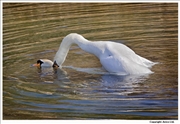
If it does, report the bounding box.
[52,61,59,68]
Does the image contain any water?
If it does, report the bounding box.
[3,3,178,119]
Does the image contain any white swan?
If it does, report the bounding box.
[53,33,155,75]
[33,59,53,68]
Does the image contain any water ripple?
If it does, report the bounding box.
[3,3,178,119]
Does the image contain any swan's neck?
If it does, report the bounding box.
[53,33,98,67]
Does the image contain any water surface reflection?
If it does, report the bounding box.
[3,3,178,119]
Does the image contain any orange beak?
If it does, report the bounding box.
[33,63,41,68]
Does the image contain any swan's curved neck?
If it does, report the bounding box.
[53,33,96,67]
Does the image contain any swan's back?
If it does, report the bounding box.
[99,41,154,74]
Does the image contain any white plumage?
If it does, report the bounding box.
[53,33,155,75]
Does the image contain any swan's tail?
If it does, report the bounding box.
[138,55,158,68]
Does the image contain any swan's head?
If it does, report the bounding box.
[33,60,43,68]
[33,59,53,68]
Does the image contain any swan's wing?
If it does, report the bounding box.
[100,54,152,74]
[99,42,153,74]
[107,42,155,68]
[99,54,127,74]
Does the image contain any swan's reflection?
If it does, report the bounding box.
[36,66,70,85]
[101,73,149,86]
[99,73,149,97]
[36,66,69,80]
[37,65,149,85]
[53,68,71,87]
[53,68,69,81]
[37,66,54,77]
[36,66,150,98]
[62,66,149,85]
[55,66,150,97]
